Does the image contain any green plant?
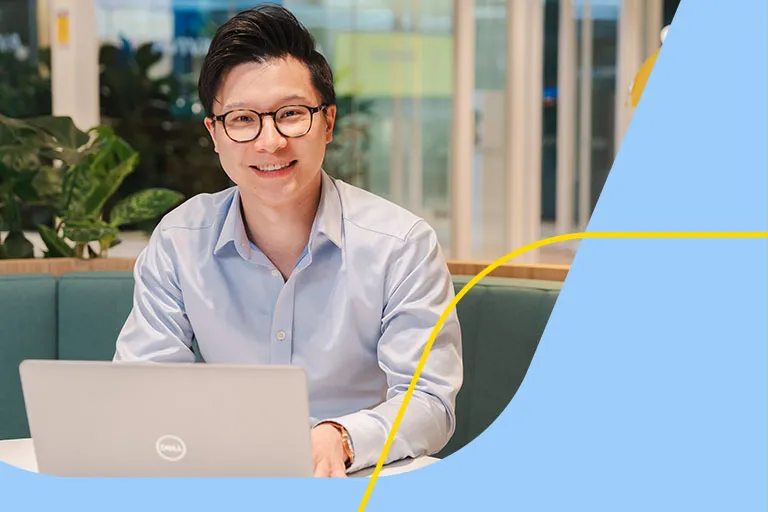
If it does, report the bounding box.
[45,124,185,259]
[0,113,184,259]
[0,113,87,258]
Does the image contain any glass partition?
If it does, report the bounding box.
[92,0,456,247]
[4,0,683,260]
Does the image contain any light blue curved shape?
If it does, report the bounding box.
[1,0,765,510]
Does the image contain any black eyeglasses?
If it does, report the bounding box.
[212,104,327,143]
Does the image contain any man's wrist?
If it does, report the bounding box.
[318,421,355,468]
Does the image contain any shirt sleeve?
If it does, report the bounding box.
[318,219,464,473]
[113,223,196,363]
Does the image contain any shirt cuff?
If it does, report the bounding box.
[314,412,388,474]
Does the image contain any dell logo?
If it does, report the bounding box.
[156,435,187,462]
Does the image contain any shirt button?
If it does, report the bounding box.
[271,269,281,277]
[276,331,286,341]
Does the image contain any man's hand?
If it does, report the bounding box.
[311,423,348,477]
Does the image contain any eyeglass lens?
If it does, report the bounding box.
[224,106,313,141]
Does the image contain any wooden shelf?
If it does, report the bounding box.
[1,257,570,283]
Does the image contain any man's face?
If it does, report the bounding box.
[204,57,336,207]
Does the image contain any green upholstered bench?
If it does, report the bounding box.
[0,274,58,441]
[0,271,561,459]
[56,272,136,362]
[437,275,561,458]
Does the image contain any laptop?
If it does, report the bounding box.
[18,359,314,478]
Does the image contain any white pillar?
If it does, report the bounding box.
[527,0,544,255]
[578,0,593,230]
[49,0,100,131]
[615,0,661,155]
[506,0,528,257]
[506,0,544,262]
[390,96,405,203]
[615,0,643,154]
[408,1,424,216]
[556,0,577,235]
[450,0,475,260]
[644,0,663,56]
[389,1,405,206]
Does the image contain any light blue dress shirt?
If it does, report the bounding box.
[113,171,463,472]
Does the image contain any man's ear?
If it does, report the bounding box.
[324,105,337,144]
[203,116,219,154]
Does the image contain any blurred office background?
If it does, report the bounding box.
[0,0,680,264]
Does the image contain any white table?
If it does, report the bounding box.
[0,438,437,478]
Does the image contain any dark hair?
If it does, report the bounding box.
[198,4,335,118]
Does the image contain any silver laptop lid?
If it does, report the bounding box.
[19,359,313,478]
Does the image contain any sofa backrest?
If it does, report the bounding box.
[0,274,58,440]
[438,275,561,458]
[0,271,561,457]
[57,272,135,361]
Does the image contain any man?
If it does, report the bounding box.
[113,4,463,478]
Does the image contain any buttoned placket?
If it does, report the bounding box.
[268,248,312,364]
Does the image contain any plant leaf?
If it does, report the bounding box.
[0,192,22,232]
[13,172,41,202]
[62,160,92,218]
[25,115,90,149]
[0,142,41,173]
[32,165,64,199]
[39,145,90,167]
[0,113,39,138]
[2,231,35,259]
[82,152,139,216]
[62,221,119,243]
[109,188,184,227]
[61,126,113,217]
[64,127,139,218]
[1,114,86,169]
[38,224,75,257]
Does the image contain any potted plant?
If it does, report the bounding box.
[0,113,183,261]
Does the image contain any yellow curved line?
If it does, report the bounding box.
[357,231,768,511]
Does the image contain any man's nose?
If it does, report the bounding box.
[253,117,287,152]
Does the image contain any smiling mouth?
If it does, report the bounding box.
[251,161,296,172]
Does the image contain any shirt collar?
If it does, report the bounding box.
[213,189,251,258]
[213,171,343,258]
[311,171,343,250]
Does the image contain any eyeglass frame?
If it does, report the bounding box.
[211,104,329,143]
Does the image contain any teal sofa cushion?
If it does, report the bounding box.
[437,275,562,458]
[57,272,134,361]
[0,274,58,439]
